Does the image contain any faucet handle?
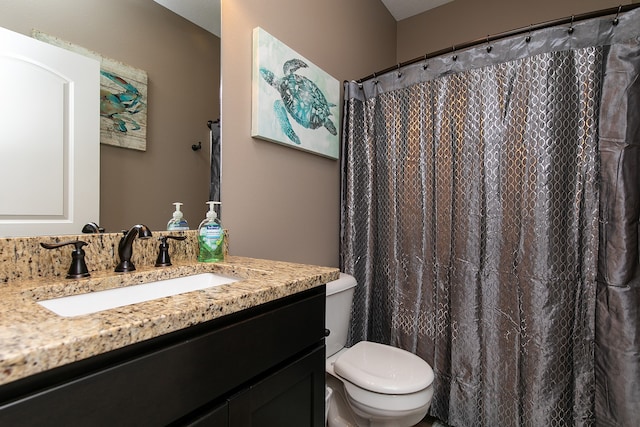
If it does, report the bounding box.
[40,240,90,279]
[82,222,104,233]
[155,235,187,267]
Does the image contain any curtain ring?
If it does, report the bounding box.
[613,5,622,26]
[397,63,402,78]
[422,54,429,70]
[486,35,492,53]
[568,15,575,34]
[452,45,457,61]
[372,72,379,85]
[525,25,532,43]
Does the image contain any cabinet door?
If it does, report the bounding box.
[228,345,325,427]
[182,401,228,427]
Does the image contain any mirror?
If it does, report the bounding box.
[0,0,221,236]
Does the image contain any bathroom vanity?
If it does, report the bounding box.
[0,245,337,427]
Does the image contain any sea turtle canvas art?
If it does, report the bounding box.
[252,27,340,159]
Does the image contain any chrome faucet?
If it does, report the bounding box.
[115,224,153,272]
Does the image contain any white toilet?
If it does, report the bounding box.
[325,273,434,427]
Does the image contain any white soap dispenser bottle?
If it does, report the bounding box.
[197,201,224,262]
[167,202,189,231]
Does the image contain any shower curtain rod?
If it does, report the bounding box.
[357,3,640,83]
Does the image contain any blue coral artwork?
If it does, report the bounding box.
[99,69,147,150]
[32,30,148,151]
[252,27,340,159]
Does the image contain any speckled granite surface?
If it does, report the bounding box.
[0,230,211,283]
[0,232,338,387]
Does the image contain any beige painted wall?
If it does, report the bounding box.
[221,0,638,268]
[0,0,219,233]
[5,0,629,268]
[221,0,396,267]
[397,0,638,62]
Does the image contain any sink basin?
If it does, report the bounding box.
[38,273,239,317]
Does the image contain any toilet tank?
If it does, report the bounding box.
[325,273,357,357]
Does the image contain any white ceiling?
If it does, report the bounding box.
[154,0,221,37]
[381,0,454,21]
[153,0,453,38]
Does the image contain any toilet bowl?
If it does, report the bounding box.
[325,274,434,427]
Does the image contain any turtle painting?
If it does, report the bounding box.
[260,58,337,145]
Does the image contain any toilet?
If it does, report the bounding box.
[325,273,434,427]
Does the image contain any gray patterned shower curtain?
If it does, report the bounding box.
[340,8,640,427]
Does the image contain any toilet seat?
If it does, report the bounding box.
[334,341,434,394]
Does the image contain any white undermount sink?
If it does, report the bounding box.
[38,273,239,317]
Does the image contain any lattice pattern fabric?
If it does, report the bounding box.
[343,46,602,426]
[341,9,640,425]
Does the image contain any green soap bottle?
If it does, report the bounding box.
[197,201,224,262]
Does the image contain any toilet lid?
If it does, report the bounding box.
[334,341,434,394]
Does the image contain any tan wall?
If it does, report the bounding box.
[8,0,624,268]
[397,0,637,62]
[221,0,396,267]
[0,0,220,233]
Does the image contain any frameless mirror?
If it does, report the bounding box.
[0,0,221,237]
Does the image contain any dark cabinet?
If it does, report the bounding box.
[186,345,325,427]
[0,286,326,427]
[228,346,325,427]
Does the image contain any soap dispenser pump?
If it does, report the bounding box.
[167,202,189,231]
[197,201,224,262]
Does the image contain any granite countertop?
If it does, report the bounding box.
[0,256,339,387]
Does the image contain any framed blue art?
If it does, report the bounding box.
[252,27,340,159]
[33,30,148,151]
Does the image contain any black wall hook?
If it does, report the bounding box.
[192,141,202,151]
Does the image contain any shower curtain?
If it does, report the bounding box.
[341,8,640,427]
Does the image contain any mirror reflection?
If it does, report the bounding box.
[0,0,221,237]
